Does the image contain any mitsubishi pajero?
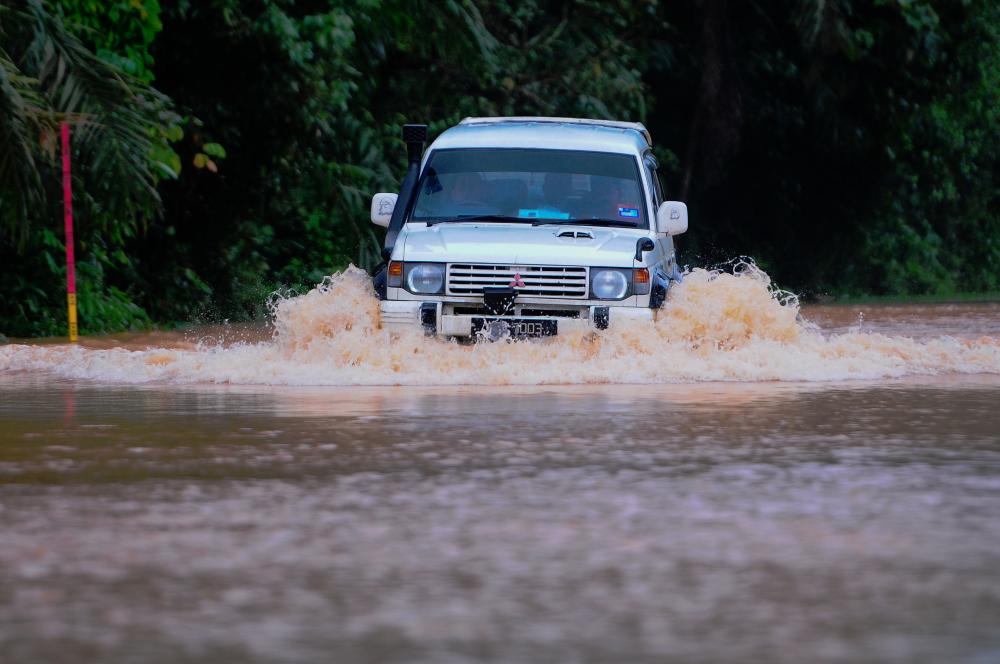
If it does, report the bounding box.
[370,117,688,339]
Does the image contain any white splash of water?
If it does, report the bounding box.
[2,264,998,385]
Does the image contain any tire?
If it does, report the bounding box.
[372,263,388,300]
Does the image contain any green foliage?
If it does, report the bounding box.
[54,0,162,83]
[136,0,655,324]
[858,1,1000,294]
[2,0,999,337]
[647,0,999,296]
[75,255,151,333]
[2,229,63,337]
[0,0,180,336]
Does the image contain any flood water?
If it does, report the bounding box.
[2,270,1000,663]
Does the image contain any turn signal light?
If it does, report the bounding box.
[633,268,651,295]
[387,261,404,288]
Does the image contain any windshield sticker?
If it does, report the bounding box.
[617,205,639,218]
[518,209,571,220]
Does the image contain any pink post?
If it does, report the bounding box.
[61,122,78,341]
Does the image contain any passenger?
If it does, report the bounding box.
[542,172,572,209]
[447,172,487,206]
[535,172,574,218]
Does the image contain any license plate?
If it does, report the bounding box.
[472,318,558,339]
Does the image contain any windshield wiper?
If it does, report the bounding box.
[424,214,532,226]
[532,217,640,228]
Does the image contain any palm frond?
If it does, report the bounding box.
[0,0,177,244]
[0,45,49,245]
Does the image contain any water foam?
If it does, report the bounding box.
[2,264,998,385]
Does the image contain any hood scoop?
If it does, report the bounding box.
[557,230,594,240]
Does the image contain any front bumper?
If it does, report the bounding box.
[380,300,653,337]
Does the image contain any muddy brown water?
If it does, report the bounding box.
[2,300,1000,663]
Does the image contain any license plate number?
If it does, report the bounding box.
[471,318,558,339]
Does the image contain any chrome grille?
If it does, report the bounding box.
[448,264,589,298]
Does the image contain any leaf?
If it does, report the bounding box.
[152,159,178,179]
[164,123,184,142]
[201,142,226,158]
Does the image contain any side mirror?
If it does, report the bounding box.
[655,201,688,236]
[370,193,398,228]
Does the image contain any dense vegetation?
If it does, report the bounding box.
[1,0,997,337]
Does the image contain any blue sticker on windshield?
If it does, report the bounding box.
[518,209,571,220]
[618,206,639,218]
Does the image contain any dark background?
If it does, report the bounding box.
[2,0,998,336]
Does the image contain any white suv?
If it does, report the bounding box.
[370,117,688,339]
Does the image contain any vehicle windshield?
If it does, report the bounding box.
[410,148,648,228]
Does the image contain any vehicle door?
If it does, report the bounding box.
[640,153,671,281]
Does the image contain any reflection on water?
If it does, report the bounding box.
[2,376,1000,663]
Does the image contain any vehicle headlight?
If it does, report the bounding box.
[404,263,445,294]
[591,269,630,300]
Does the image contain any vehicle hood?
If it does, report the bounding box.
[399,223,642,267]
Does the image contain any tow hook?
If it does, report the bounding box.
[593,306,610,330]
[419,302,437,336]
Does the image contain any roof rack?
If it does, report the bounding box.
[459,116,652,146]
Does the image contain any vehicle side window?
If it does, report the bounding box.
[644,154,664,207]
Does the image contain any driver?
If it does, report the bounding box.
[589,176,633,220]
[590,176,622,219]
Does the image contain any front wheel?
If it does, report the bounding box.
[371,263,388,300]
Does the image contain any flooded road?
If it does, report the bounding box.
[4,268,1000,386]
[2,271,1000,662]
[2,373,1000,663]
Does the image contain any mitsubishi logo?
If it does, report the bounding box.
[509,273,526,288]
